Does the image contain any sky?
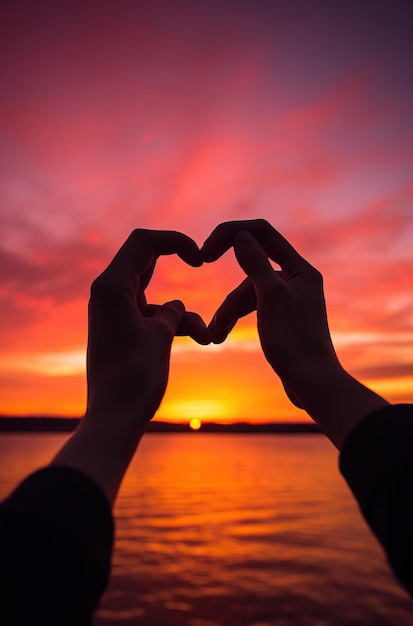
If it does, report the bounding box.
[1,0,413,422]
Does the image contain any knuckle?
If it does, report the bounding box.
[253,219,274,243]
[89,273,121,301]
[130,228,146,241]
[214,222,231,236]
[253,218,270,228]
[308,265,323,285]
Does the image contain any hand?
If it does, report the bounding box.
[202,219,338,407]
[86,229,210,428]
[53,229,211,504]
[202,219,388,448]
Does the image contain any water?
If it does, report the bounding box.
[0,433,412,625]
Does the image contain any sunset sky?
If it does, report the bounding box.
[1,1,413,422]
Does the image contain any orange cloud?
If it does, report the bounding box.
[1,1,413,419]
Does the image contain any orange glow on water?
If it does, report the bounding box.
[1,433,411,623]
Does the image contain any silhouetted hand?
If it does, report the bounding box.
[53,229,211,504]
[201,219,339,408]
[86,229,210,428]
[202,220,388,448]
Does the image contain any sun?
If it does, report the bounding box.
[189,418,202,431]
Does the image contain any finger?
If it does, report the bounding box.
[233,231,277,293]
[111,229,202,278]
[143,303,158,316]
[152,300,185,336]
[208,277,256,343]
[150,230,202,267]
[176,312,212,345]
[201,219,304,270]
[140,258,156,291]
[137,288,147,313]
[97,229,202,299]
[146,306,212,344]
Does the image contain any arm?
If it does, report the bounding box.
[0,228,210,625]
[339,403,413,594]
[51,228,209,505]
[202,219,413,596]
[201,220,388,450]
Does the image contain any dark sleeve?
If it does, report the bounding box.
[340,404,413,595]
[0,465,114,626]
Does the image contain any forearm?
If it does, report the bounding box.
[51,411,148,506]
[298,364,389,449]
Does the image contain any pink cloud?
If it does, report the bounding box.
[1,1,413,416]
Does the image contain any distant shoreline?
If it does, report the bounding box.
[0,416,320,434]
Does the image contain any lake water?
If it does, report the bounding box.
[0,432,412,625]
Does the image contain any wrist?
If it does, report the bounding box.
[296,364,389,449]
[83,405,151,441]
[51,409,150,507]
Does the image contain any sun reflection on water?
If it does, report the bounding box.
[0,434,411,625]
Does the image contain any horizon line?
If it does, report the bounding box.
[0,416,319,434]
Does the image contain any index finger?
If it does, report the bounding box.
[201,219,305,270]
[114,229,202,273]
[101,229,202,295]
[208,277,257,343]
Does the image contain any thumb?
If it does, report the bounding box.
[153,299,185,335]
[234,231,275,293]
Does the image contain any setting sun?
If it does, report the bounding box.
[189,418,202,431]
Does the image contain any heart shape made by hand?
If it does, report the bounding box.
[140,220,294,346]
[144,248,257,346]
[143,254,240,344]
